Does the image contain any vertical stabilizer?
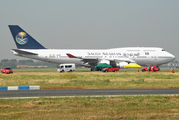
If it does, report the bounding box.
[9,25,46,49]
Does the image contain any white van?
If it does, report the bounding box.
[57,64,75,72]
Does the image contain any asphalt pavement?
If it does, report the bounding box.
[0,89,179,98]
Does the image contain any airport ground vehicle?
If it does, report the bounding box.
[141,65,160,72]
[1,67,13,74]
[102,67,119,72]
[57,64,75,72]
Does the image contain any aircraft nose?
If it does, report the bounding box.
[171,54,176,61]
[172,55,176,60]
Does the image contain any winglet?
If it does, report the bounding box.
[66,53,77,58]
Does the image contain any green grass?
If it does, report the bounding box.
[1,70,179,89]
[0,96,179,119]
[1,68,179,119]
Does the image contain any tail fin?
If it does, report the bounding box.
[8,25,46,49]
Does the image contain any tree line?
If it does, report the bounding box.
[0,59,57,69]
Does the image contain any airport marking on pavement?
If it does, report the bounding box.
[0,94,179,99]
[0,86,40,90]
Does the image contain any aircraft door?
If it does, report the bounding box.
[45,56,48,61]
[60,65,64,72]
[65,65,69,71]
[153,55,158,60]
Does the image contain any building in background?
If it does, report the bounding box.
[160,61,179,69]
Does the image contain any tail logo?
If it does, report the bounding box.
[16,32,28,45]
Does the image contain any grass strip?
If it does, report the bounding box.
[1,71,179,89]
[0,96,178,119]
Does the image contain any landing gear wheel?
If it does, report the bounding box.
[90,66,96,71]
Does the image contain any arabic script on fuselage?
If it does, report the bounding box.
[87,52,140,57]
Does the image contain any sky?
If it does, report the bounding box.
[0,0,179,61]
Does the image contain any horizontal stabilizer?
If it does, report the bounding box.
[12,49,38,55]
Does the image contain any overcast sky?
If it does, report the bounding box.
[0,0,179,61]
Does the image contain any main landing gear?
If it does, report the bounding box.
[90,66,96,71]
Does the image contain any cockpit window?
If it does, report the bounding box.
[162,49,165,51]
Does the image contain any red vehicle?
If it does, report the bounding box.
[1,67,13,74]
[142,65,160,72]
[102,67,119,72]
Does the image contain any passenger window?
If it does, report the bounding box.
[65,65,72,68]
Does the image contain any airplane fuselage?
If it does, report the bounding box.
[9,25,176,69]
[12,47,175,67]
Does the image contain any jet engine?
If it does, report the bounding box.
[99,60,110,64]
[116,62,129,69]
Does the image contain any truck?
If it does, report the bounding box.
[57,64,75,72]
[141,65,160,72]
[102,67,119,72]
[1,67,13,74]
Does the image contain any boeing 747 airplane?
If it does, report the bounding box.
[9,25,176,71]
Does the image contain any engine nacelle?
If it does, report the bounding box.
[116,62,129,69]
[99,60,110,64]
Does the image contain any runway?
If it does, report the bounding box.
[0,89,179,98]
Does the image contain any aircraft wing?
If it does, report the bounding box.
[66,53,99,65]
[106,58,136,63]
[12,49,38,55]
[66,53,135,66]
